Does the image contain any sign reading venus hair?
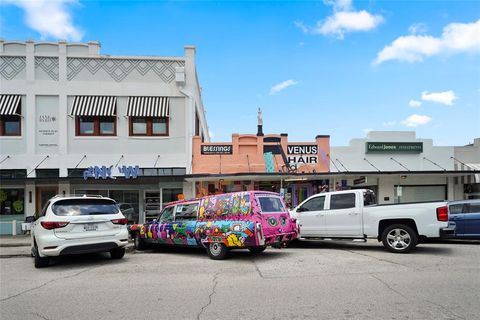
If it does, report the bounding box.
[201,145,233,155]
[366,142,423,154]
[287,144,318,164]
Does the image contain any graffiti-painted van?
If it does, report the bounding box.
[129,191,297,260]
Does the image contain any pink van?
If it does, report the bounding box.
[129,191,297,259]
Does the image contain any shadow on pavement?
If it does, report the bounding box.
[46,252,126,269]
[138,245,291,261]
[287,239,454,255]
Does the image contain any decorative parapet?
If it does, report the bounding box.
[0,56,26,80]
[35,57,59,81]
[67,57,185,82]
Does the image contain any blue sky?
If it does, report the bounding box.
[1,0,479,146]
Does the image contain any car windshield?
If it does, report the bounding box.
[52,198,119,216]
[258,196,285,213]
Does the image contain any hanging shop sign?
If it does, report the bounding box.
[287,144,318,164]
[353,176,367,185]
[366,142,423,154]
[83,165,140,180]
[201,145,233,155]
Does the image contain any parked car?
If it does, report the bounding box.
[129,191,298,260]
[29,195,129,268]
[448,200,480,239]
[293,189,454,253]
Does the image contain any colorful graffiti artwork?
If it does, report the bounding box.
[199,192,252,219]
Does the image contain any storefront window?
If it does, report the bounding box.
[0,189,25,215]
[162,188,183,206]
[109,190,140,224]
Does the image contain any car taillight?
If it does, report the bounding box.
[111,218,128,225]
[436,206,449,221]
[41,221,69,230]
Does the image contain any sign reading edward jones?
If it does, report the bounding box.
[201,145,233,155]
[366,142,423,153]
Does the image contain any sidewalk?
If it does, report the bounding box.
[0,235,31,258]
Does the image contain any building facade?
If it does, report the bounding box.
[189,129,479,208]
[0,40,209,234]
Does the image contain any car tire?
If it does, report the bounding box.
[381,224,418,253]
[110,247,125,259]
[206,242,228,260]
[33,241,50,268]
[134,233,146,251]
[248,246,267,254]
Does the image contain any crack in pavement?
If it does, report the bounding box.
[370,274,466,320]
[0,263,106,303]
[251,259,265,279]
[342,249,413,269]
[29,312,50,320]
[422,298,467,320]
[196,272,219,320]
[370,273,407,299]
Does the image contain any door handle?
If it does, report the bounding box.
[348,212,358,216]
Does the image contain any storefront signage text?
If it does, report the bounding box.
[83,165,140,180]
[201,145,233,155]
[366,142,423,154]
[287,144,318,164]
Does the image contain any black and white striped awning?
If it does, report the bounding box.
[0,95,21,115]
[126,97,170,117]
[70,96,117,116]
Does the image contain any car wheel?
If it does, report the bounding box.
[381,224,418,253]
[206,242,228,260]
[248,246,267,254]
[134,233,146,251]
[110,247,125,259]
[33,241,50,268]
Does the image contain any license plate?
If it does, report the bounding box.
[84,224,98,231]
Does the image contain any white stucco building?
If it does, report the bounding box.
[0,40,209,234]
[329,131,479,204]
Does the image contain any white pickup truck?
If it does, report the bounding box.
[292,189,454,253]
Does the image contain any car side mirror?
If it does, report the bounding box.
[296,207,307,212]
[25,215,36,223]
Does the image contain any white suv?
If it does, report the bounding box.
[30,195,129,268]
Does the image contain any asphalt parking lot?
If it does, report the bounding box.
[1,240,479,320]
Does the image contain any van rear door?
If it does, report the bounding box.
[256,195,293,237]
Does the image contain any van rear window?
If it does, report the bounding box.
[52,199,118,216]
[258,197,285,213]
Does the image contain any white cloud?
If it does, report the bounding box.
[409,100,422,108]
[270,80,298,95]
[296,0,384,39]
[402,114,432,127]
[4,0,83,41]
[382,121,396,127]
[374,19,480,65]
[408,23,428,35]
[324,0,352,11]
[294,21,309,33]
[421,90,457,105]
[314,10,384,39]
